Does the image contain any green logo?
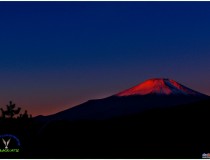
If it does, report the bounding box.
[0,134,20,153]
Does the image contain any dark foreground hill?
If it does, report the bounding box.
[1,97,207,159]
[37,98,210,158]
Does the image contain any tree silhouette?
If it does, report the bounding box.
[18,110,33,120]
[0,101,21,118]
[23,110,29,119]
[0,101,33,120]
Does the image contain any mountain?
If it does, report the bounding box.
[36,78,208,122]
[33,78,209,158]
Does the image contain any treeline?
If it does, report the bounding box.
[0,101,32,120]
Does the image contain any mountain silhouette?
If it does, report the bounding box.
[26,78,210,158]
[36,78,208,122]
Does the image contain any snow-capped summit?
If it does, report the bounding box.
[116,78,205,97]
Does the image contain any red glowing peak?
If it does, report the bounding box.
[116,78,204,96]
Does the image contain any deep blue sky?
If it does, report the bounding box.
[0,2,210,116]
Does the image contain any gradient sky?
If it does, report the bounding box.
[0,2,210,116]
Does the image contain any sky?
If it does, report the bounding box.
[0,2,210,116]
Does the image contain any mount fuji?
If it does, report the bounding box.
[34,78,210,158]
[37,78,208,122]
